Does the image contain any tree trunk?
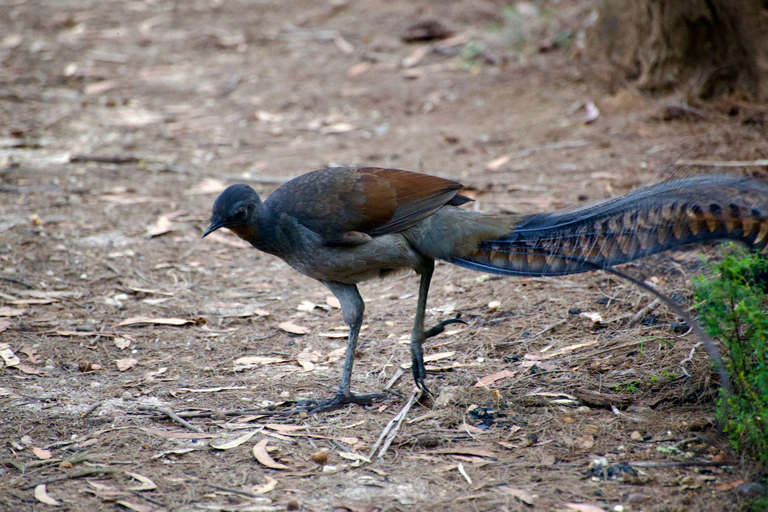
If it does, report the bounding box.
[588,0,766,100]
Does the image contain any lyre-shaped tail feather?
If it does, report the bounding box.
[448,175,768,277]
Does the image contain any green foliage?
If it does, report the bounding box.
[694,245,768,466]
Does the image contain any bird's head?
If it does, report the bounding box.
[202,184,262,239]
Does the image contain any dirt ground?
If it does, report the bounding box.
[2,1,768,511]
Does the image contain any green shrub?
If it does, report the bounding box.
[694,245,768,465]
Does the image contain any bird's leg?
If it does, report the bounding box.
[410,259,435,395]
[297,282,384,414]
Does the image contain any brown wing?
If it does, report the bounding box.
[264,167,465,243]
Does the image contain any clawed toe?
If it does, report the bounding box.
[424,316,467,339]
[295,391,386,415]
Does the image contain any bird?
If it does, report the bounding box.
[203,167,768,413]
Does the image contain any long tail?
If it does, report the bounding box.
[447,175,768,276]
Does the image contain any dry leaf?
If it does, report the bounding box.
[295,347,318,371]
[34,484,60,506]
[400,351,455,369]
[497,486,534,505]
[338,451,371,463]
[32,447,52,460]
[279,322,309,335]
[325,296,341,309]
[115,358,138,371]
[0,306,26,317]
[185,178,227,196]
[583,101,600,124]
[325,347,346,362]
[402,45,429,68]
[146,210,185,237]
[0,344,20,367]
[84,80,117,95]
[333,33,354,54]
[211,430,258,450]
[580,311,603,324]
[347,62,371,77]
[19,346,37,363]
[253,439,289,470]
[296,301,316,312]
[112,337,131,350]
[17,364,41,375]
[233,356,287,366]
[474,369,513,387]
[116,316,193,327]
[252,475,278,494]
[318,331,347,338]
[485,155,512,171]
[202,231,250,248]
[125,472,157,491]
[566,504,605,512]
[320,123,355,134]
[115,501,153,512]
[140,427,217,440]
[0,319,10,333]
[254,309,271,317]
[715,479,745,491]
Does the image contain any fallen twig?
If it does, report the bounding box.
[70,154,140,164]
[22,468,118,489]
[384,368,405,390]
[136,405,204,433]
[368,390,420,460]
[626,298,661,327]
[81,401,103,419]
[0,276,35,289]
[627,460,730,468]
[681,159,768,168]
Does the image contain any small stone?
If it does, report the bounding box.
[60,461,73,469]
[568,307,581,315]
[736,482,765,498]
[670,321,690,333]
[630,431,643,441]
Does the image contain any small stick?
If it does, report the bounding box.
[70,154,140,164]
[81,401,103,418]
[626,298,661,327]
[136,405,204,433]
[0,276,35,289]
[384,368,404,390]
[368,390,420,460]
[528,318,567,339]
[207,483,264,499]
[680,342,703,366]
[22,468,118,489]
[627,461,730,468]
[681,159,768,168]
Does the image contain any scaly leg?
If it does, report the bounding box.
[297,282,384,414]
[410,259,435,395]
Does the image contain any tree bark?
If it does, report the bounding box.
[588,0,766,100]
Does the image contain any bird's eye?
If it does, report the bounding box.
[232,209,247,223]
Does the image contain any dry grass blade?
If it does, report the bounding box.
[368,390,420,460]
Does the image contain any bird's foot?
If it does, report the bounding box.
[296,391,386,415]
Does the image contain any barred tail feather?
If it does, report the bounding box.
[446,175,768,277]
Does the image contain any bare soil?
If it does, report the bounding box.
[2,1,767,511]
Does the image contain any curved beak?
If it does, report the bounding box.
[202,218,226,238]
